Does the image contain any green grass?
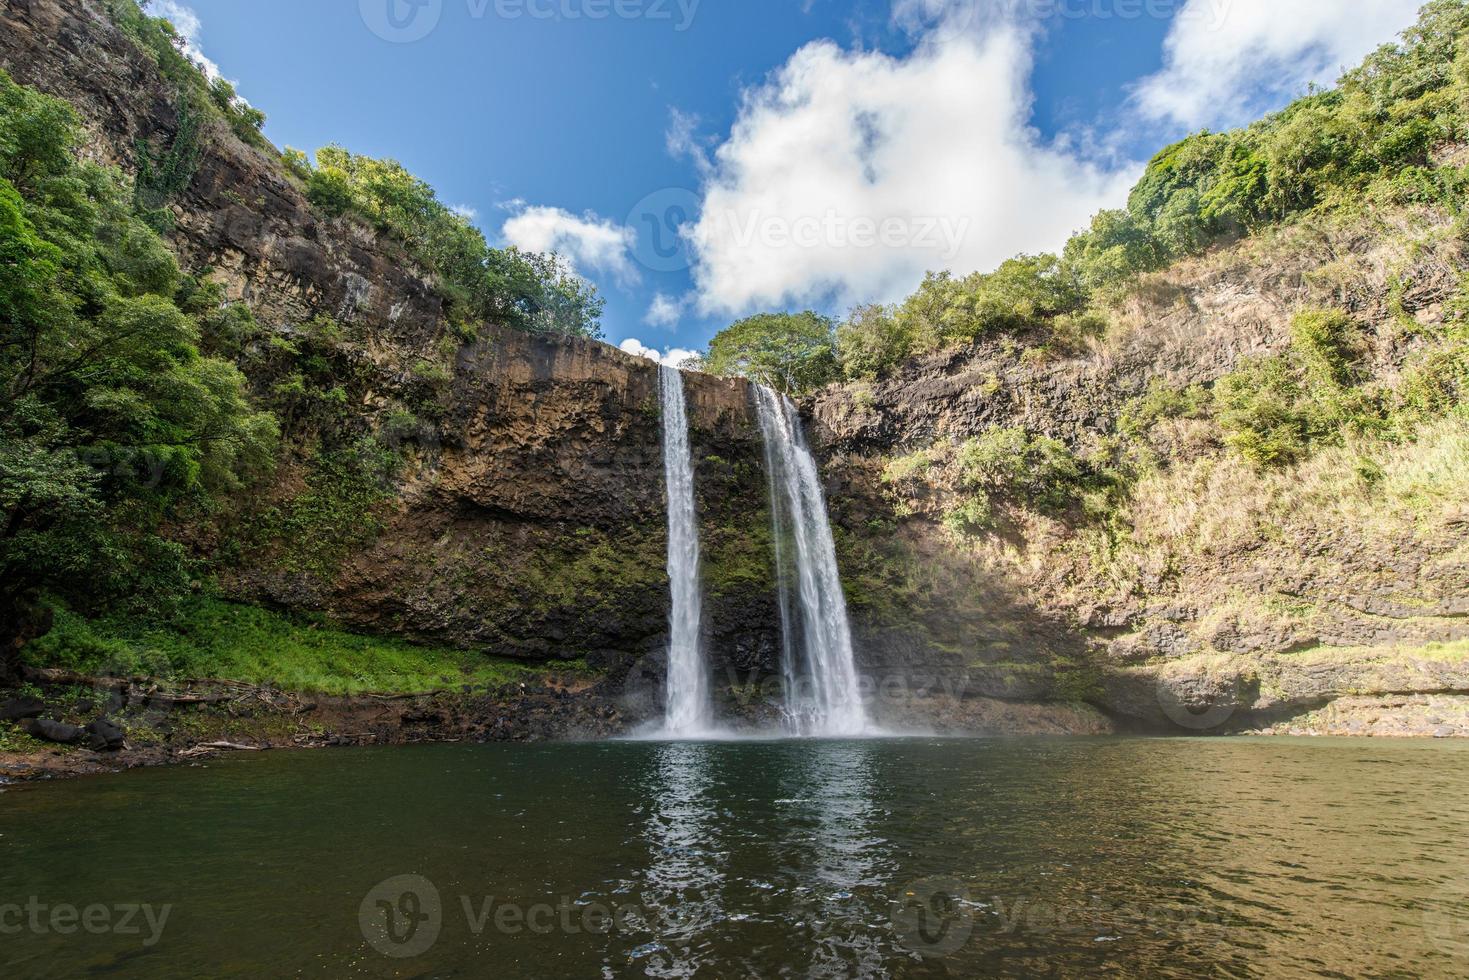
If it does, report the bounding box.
[0,723,49,754]
[23,598,583,696]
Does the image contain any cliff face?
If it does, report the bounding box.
[4,0,1463,735]
[809,210,1469,735]
[0,0,780,715]
[0,0,444,347]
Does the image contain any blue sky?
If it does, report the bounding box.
[152,0,1424,361]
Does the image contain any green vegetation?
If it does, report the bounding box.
[700,311,839,394]
[0,71,276,634]
[25,598,563,695]
[700,2,1469,388]
[104,0,602,340]
[103,0,268,150]
[240,441,399,581]
[837,255,1095,375]
[1215,310,1370,466]
[301,145,604,339]
[883,428,1088,535]
[132,89,204,228]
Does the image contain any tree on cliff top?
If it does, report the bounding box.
[703,312,839,395]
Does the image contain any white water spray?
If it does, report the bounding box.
[659,365,712,735]
[753,386,869,737]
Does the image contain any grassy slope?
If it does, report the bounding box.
[23,598,587,695]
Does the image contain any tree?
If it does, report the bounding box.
[837,304,911,380]
[704,311,839,395]
[302,145,604,339]
[0,71,278,671]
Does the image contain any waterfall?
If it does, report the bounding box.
[753,386,869,737]
[659,365,712,735]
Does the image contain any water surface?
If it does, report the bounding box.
[2,738,1467,977]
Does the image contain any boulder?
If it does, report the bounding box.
[20,718,85,745]
[85,718,126,752]
[0,697,45,722]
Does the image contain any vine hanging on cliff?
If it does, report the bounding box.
[133,88,203,229]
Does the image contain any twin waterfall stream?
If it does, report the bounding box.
[658,365,868,738]
[657,365,713,735]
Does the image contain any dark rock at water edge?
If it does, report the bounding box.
[86,718,127,751]
[20,718,86,745]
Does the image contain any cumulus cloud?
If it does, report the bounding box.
[144,1,227,82]
[1134,0,1423,128]
[500,205,639,286]
[450,204,479,221]
[644,293,687,328]
[683,9,1135,316]
[619,338,701,368]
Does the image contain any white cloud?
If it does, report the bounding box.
[143,1,227,83]
[683,10,1135,316]
[644,293,686,328]
[665,108,710,173]
[450,204,479,221]
[619,338,700,368]
[1134,0,1422,128]
[500,205,639,287]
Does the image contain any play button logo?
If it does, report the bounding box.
[360,0,443,43]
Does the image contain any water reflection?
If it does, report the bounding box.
[629,741,727,977]
[3,739,1466,977]
[776,740,891,976]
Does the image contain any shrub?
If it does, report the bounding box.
[1215,355,1319,467]
[1290,309,1362,387]
[955,428,1084,511]
[1118,380,1212,443]
[0,71,277,617]
[894,255,1086,350]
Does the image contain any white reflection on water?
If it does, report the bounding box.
[629,741,727,977]
[778,740,890,977]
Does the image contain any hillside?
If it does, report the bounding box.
[0,0,1465,749]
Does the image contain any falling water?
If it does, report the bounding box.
[753,385,869,737]
[659,365,712,735]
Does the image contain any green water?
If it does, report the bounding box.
[1,738,1467,977]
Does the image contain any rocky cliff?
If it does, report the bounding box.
[810,208,1469,735]
[3,0,1464,737]
[0,0,781,720]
